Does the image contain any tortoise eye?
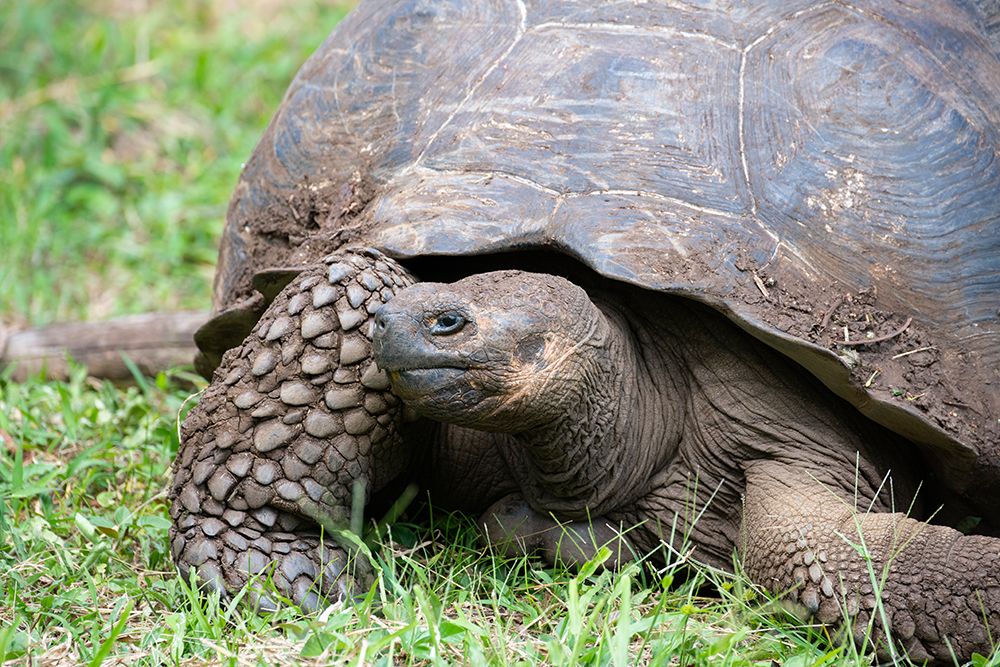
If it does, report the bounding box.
[430,312,466,335]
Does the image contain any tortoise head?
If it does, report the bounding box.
[372,270,607,432]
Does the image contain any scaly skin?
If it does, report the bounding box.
[742,461,1000,663]
[170,249,415,610]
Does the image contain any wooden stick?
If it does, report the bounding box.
[1,311,209,381]
[840,317,913,348]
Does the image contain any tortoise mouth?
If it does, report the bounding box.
[388,367,467,399]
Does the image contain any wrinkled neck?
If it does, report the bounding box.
[500,299,685,518]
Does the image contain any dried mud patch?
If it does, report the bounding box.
[732,259,997,458]
[224,164,379,306]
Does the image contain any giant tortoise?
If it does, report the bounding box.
[170,0,1000,661]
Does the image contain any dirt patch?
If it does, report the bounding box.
[735,259,997,461]
[219,152,377,289]
[249,167,379,270]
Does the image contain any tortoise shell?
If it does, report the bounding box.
[199,0,1000,495]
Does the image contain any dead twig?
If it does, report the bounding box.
[818,295,845,330]
[891,345,936,360]
[751,271,770,300]
[840,317,913,347]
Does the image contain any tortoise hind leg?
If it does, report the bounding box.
[740,460,1000,663]
[169,249,417,610]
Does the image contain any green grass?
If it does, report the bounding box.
[0,363,846,665]
[1,0,991,664]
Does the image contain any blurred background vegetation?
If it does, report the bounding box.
[1,0,352,327]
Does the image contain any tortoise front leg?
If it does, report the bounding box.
[169,249,417,611]
[740,460,1000,663]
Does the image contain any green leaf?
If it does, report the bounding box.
[74,513,98,540]
[301,630,335,658]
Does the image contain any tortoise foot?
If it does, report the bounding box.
[170,247,416,611]
[172,510,371,611]
[479,494,634,569]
